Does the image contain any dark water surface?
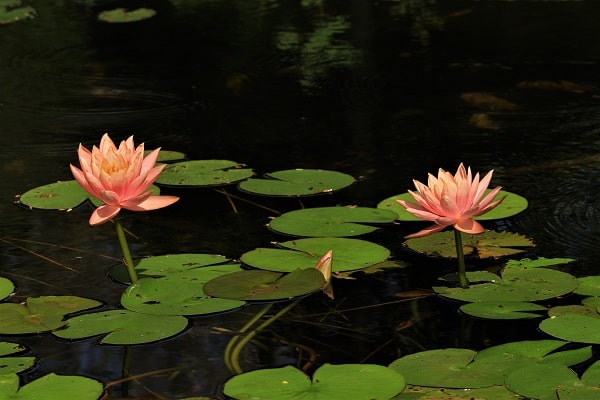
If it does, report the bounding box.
[2,1,600,398]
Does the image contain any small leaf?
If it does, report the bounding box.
[238,169,355,197]
[16,373,103,400]
[539,313,600,344]
[0,0,36,25]
[156,160,253,187]
[0,277,15,301]
[505,363,580,400]
[268,206,397,237]
[18,181,90,210]
[97,8,156,23]
[460,301,547,319]
[53,309,188,345]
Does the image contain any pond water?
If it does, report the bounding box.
[2,0,600,398]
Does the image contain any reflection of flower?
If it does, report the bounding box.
[315,249,333,300]
[70,134,179,225]
[397,163,505,239]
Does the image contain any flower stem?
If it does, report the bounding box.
[454,229,469,289]
[114,219,138,284]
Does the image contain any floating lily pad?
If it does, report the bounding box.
[460,301,547,319]
[267,206,398,237]
[121,273,245,315]
[574,276,600,296]
[53,309,188,345]
[240,237,390,273]
[0,276,15,300]
[0,0,35,25]
[0,372,103,400]
[156,160,254,187]
[223,363,405,400]
[203,268,325,301]
[109,253,234,283]
[389,340,589,390]
[97,7,156,23]
[150,149,186,162]
[0,342,34,375]
[238,169,355,197]
[434,260,577,302]
[557,360,600,400]
[0,296,102,334]
[397,385,521,400]
[539,313,600,344]
[505,363,580,400]
[377,190,527,221]
[406,230,534,258]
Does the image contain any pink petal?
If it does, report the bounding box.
[89,204,121,225]
[454,218,485,234]
[405,223,447,239]
[123,195,179,211]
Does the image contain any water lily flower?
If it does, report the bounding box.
[397,163,505,239]
[70,133,179,225]
[315,249,334,300]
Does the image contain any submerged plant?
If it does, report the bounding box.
[397,163,505,288]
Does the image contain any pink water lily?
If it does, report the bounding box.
[397,163,505,239]
[315,249,334,300]
[70,133,179,225]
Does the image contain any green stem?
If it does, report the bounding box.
[454,229,468,289]
[230,299,301,375]
[224,303,273,374]
[114,219,138,284]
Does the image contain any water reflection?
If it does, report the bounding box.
[2,0,600,398]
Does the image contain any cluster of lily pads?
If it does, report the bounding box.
[7,150,600,399]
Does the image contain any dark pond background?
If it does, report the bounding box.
[2,0,600,398]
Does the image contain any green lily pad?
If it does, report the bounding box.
[53,309,188,345]
[203,268,325,301]
[395,385,521,400]
[156,160,254,187]
[0,296,102,334]
[241,238,390,273]
[238,169,355,197]
[434,261,577,302]
[18,180,90,210]
[0,277,15,300]
[377,190,527,221]
[97,7,156,23]
[558,361,600,400]
[505,363,580,400]
[150,149,186,162]
[0,372,103,400]
[406,230,534,258]
[0,0,35,25]
[539,313,600,344]
[574,276,600,296]
[267,206,398,237]
[223,363,405,400]
[0,342,34,375]
[460,301,547,319]
[121,274,245,315]
[109,253,234,283]
[389,340,589,390]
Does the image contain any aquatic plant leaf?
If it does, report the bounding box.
[548,305,600,318]
[574,276,600,296]
[0,277,14,300]
[146,149,186,162]
[203,268,325,301]
[97,7,156,23]
[582,296,600,312]
[539,313,600,344]
[434,262,577,302]
[0,296,102,334]
[0,0,35,25]
[378,190,527,221]
[241,237,390,273]
[223,363,405,400]
[109,253,235,283]
[121,275,245,315]
[18,180,90,210]
[53,309,188,345]
[0,342,34,375]
[460,301,547,319]
[504,257,576,268]
[557,361,600,399]
[238,169,355,197]
[398,385,525,400]
[505,363,580,400]
[406,230,533,258]
[389,348,502,388]
[0,372,104,400]
[267,206,398,237]
[156,160,253,187]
